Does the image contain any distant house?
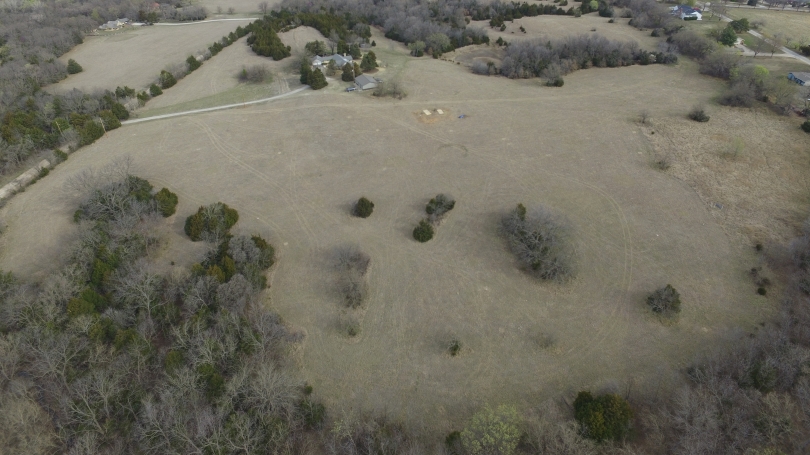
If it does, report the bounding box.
[355,74,379,90]
[788,72,810,86]
[98,18,128,30]
[312,54,353,68]
[670,5,702,20]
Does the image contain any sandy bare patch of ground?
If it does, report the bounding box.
[49,20,252,94]
[471,14,663,49]
[1,57,790,438]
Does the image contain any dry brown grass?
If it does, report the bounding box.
[2,32,804,439]
[470,13,662,49]
[49,20,253,93]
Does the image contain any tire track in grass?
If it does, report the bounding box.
[388,116,634,369]
[190,117,322,248]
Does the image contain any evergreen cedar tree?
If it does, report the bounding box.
[719,26,737,47]
[341,63,354,82]
[67,58,83,74]
[360,51,378,71]
[354,197,374,218]
[574,391,633,442]
[300,64,328,90]
[413,220,434,242]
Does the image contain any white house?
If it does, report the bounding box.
[312,54,353,68]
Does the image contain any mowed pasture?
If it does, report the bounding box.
[1,56,790,437]
[471,14,662,49]
[51,20,253,94]
[725,8,810,41]
[138,26,325,116]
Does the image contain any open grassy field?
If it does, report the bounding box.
[5,34,803,437]
[137,26,327,116]
[195,0,275,15]
[725,7,810,42]
[50,20,253,94]
[471,13,662,49]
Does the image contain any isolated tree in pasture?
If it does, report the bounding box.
[258,1,269,14]
[413,219,434,242]
[646,284,681,316]
[502,204,574,281]
[334,245,370,308]
[353,197,374,218]
[426,193,456,223]
[460,405,521,455]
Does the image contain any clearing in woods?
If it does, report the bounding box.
[5,37,804,435]
[50,19,253,93]
[6,16,810,436]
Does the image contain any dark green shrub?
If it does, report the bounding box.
[413,219,434,242]
[757,287,767,296]
[426,193,456,218]
[186,55,202,72]
[354,197,374,218]
[299,398,326,429]
[688,106,710,122]
[159,70,177,89]
[448,338,461,356]
[164,350,184,371]
[150,84,163,97]
[110,102,129,120]
[154,188,178,217]
[574,391,633,442]
[801,120,810,133]
[547,77,564,87]
[197,363,225,399]
[646,284,681,316]
[99,110,121,130]
[79,121,105,145]
[53,149,68,163]
[184,203,239,241]
[67,58,83,74]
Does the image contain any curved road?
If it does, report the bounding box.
[121,86,310,125]
[707,6,810,66]
[153,18,257,26]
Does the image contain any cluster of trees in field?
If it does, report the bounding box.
[495,33,676,81]
[0,159,323,453]
[276,0,489,57]
[246,18,292,60]
[616,0,803,114]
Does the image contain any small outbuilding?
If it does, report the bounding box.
[788,72,810,86]
[355,74,379,90]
